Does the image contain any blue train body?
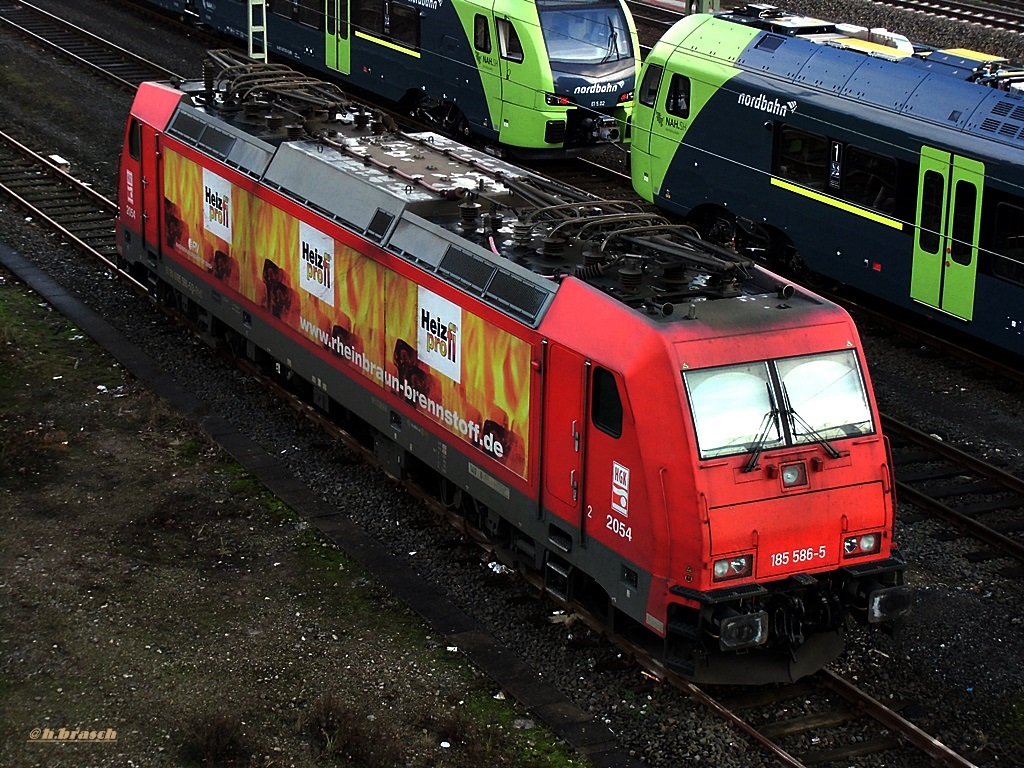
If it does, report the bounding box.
[631,5,1024,358]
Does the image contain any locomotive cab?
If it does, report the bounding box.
[657,304,912,683]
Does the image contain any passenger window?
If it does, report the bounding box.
[665,74,690,119]
[268,0,292,19]
[592,367,623,438]
[993,202,1024,285]
[638,64,663,108]
[497,19,524,63]
[474,15,491,53]
[355,0,384,35]
[918,170,944,254]
[297,0,321,28]
[773,125,828,190]
[843,145,897,213]
[389,2,419,49]
[949,180,977,266]
[128,119,141,161]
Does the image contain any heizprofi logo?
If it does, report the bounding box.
[298,221,335,306]
[202,168,232,242]
[417,287,461,383]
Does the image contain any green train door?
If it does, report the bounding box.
[910,147,984,321]
[326,0,350,76]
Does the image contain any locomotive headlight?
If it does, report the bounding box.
[545,93,574,107]
[712,554,753,581]
[781,462,807,488]
[844,532,882,557]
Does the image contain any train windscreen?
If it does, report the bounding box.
[683,350,874,460]
[537,1,633,65]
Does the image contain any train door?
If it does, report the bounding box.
[910,147,984,321]
[494,14,532,112]
[140,122,161,253]
[630,63,663,198]
[543,345,586,521]
[326,0,351,76]
[468,12,502,123]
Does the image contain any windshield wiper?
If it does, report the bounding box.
[602,16,619,62]
[780,383,842,459]
[743,382,781,473]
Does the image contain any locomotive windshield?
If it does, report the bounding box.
[537,1,633,64]
[683,350,874,460]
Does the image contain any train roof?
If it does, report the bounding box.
[139,51,830,330]
[671,6,1024,154]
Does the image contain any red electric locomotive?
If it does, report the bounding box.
[117,51,911,685]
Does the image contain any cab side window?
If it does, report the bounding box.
[638,64,663,108]
[592,367,623,438]
[497,18,524,63]
[474,15,491,53]
[666,74,690,118]
[128,119,141,161]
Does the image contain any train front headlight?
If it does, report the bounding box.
[843,532,881,557]
[712,553,753,581]
[781,461,807,488]
[545,93,574,107]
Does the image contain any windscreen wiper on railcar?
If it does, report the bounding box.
[743,382,782,473]
[780,383,842,459]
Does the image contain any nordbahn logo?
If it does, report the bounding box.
[574,79,625,95]
[737,92,797,117]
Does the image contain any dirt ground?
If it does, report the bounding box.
[0,267,581,767]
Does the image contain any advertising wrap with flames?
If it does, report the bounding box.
[162,148,531,478]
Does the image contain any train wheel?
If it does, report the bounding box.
[439,477,463,511]
[442,105,471,140]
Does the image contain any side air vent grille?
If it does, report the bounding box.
[437,246,550,324]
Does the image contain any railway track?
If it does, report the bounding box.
[878,0,1024,33]
[885,415,1024,572]
[0,129,121,267]
[0,0,179,88]
[1,116,989,768]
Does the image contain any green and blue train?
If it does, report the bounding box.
[139,0,639,155]
[631,4,1024,359]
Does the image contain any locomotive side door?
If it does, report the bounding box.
[910,147,984,321]
[542,344,586,520]
[140,121,161,254]
[326,0,351,76]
